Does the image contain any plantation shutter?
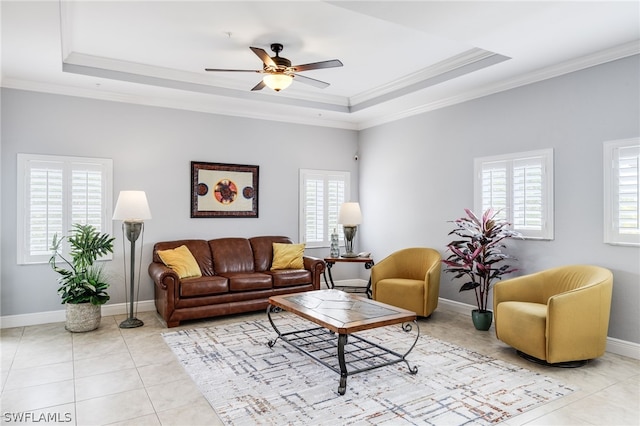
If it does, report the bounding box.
[71,164,106,231]
[475,149,553,240]
[17,154,113,264]
[303,173,325,243]
[513,156,544,232]
[617,145,639,235]
[26,160,65,258]
[327,175,346,240]
[480,161,508,222]
[299,169,349,248]
[605,140,640,245]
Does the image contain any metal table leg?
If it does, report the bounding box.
[337,333,348,395]
[267,308,420,396]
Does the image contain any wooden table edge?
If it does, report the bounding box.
[268,290,417,334]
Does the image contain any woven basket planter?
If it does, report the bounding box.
[65,303,101,332]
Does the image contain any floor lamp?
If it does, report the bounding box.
[338,202,363,258]
[113,191,152,329]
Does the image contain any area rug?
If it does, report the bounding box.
[162,315,575,425]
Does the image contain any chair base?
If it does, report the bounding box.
[516,350,589,368]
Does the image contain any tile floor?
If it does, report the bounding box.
[1,306,639,425]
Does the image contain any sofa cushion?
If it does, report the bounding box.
[180,276,229,297]
[221,272,273,292]
[269,269,312,288]
[209,238,255,273]
[157,245,202,279]
[271,243,305,270]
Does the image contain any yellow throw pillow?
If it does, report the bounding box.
[157,245,202,279]
[271,243,305,270]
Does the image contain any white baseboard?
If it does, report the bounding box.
[2,297,637,360]
[0,300,156,329]
[437,297,478,316]
[605,337,640,360]
[437,297,640,360]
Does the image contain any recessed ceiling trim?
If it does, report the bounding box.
[357,41,640,130]
[350,48,504,105]
[62,56,352,113]
[350,50,510,112]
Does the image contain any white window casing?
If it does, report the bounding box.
[299,169,350,248]
[604,138,640,246]
[474,149,554,240]
[17,154,113,264]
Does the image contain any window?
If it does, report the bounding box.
[17,154,113,264]
[474,149,554,240]
[604,138,639,246]
[299,169,350,248]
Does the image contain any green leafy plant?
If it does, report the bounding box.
[443,208,522,312]
[49,224,115,305]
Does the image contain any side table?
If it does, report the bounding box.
[323,257,374,299]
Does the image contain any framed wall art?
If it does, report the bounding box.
[191,161,259,218]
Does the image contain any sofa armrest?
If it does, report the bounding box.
[148,262,179,291]
[303,256,326,290]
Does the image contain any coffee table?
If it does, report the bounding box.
[266,289,419,395]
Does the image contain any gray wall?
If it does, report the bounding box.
[358,55,640,343]
[1,89,359,316]
[2,55,639,345]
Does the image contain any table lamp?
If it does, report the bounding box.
[338,202,362,258]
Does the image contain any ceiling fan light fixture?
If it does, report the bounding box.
[263,73,293,91]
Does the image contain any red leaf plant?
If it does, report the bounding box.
[443,208,522,312]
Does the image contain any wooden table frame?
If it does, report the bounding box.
[323,257,374,298]
[267,290,419,395]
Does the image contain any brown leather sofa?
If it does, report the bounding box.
[148,236,325,327]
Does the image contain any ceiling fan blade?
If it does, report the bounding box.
[292,59,343,72]
[204,68,262,73]
[251,80,266,91]
[250,47,276,68]
[293,74,330,89]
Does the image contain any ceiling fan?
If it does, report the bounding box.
[205,43,343,92]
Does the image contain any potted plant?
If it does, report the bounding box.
[49,223,115,332]
[443,208,521,330]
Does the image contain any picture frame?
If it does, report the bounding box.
[191,161,259,218]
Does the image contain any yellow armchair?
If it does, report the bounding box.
[494,265,613,365]
[371,248,441,317]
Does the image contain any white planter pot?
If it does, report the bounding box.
[65,303,101,332]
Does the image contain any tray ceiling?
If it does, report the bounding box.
[2,1,638,130]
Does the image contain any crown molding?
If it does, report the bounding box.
[358,41,640,130]
[1,78,359,130]
[3,42,636,131]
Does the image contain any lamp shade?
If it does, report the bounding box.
[263,73,293,91]
[113,191,152,221]
[338,202,363,226]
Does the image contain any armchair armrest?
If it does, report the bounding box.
[546,281,612,361]
[370,256,398,283]
[370,256,400,299]
[493,272,547,310]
